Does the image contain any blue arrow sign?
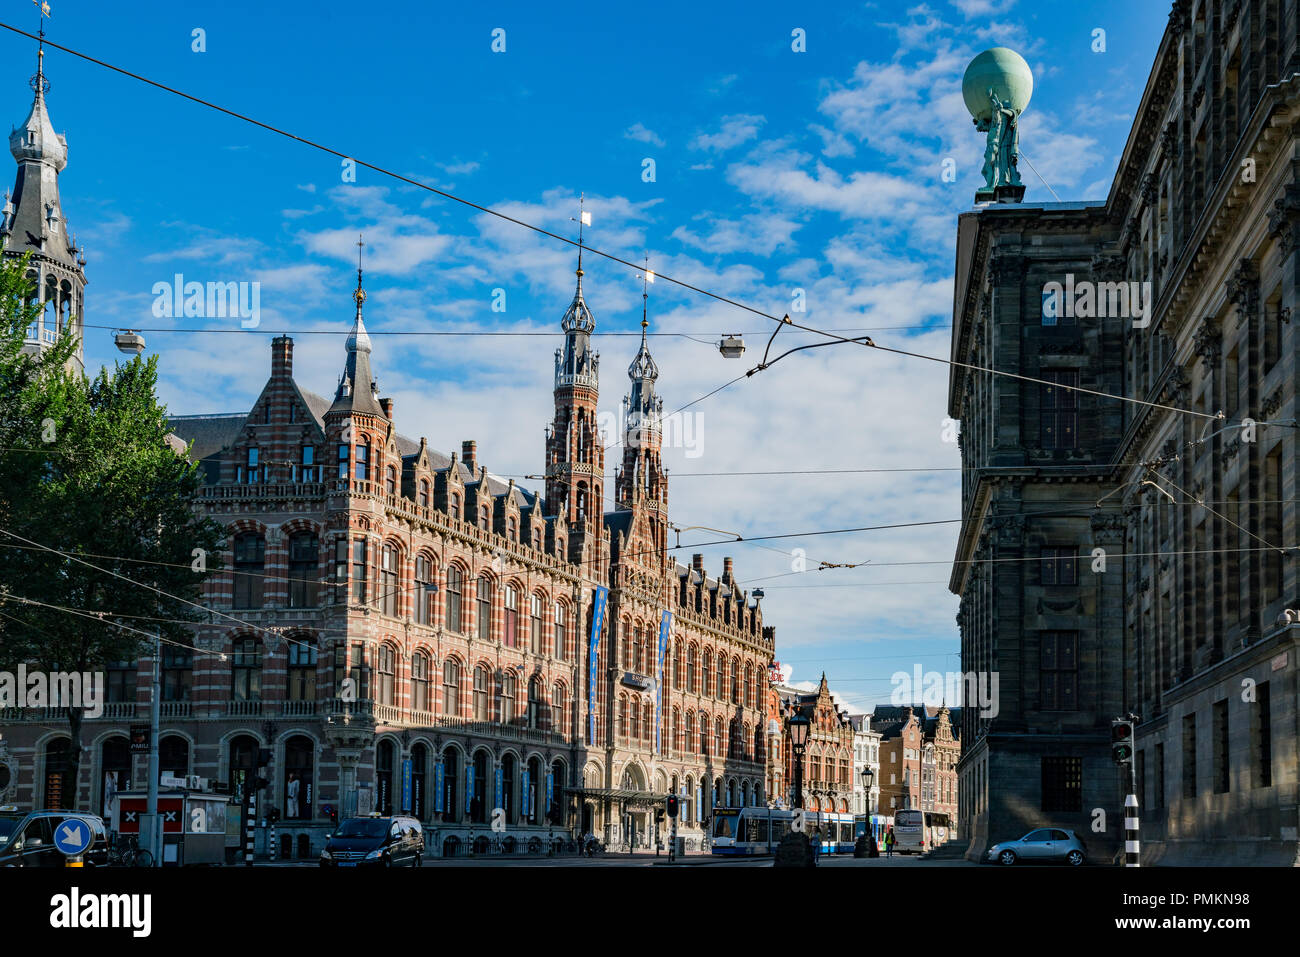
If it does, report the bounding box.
[53,817,93,856]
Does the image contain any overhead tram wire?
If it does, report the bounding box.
[0,23,1226,425]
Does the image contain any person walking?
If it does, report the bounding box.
[885,827,896,858]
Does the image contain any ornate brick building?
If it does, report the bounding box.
[773,676,854,812]
[2,215,777,856]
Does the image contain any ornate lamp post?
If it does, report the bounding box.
[787,713,810,810]
[861,767,878,858]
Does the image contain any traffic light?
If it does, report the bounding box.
[1111,718,1135,764]
[665,795,679,819]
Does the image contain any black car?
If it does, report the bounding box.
[0,809,109,867]
[320,816,424,867]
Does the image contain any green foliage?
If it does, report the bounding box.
[0,253,224,675]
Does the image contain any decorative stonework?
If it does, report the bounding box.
[1225,258,1259,322]
[1192,318,1223,367]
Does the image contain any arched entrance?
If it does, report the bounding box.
[376,739,395,815]
[284,736,313,820]
[620,764,647,849]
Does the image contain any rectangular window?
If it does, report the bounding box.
[1040,756,1082,812]
[1154,743,1165,810]
[246,447,260,484]
[1040,631,1078,711]
[1212,699,1229,794]
[1182,713,1197,800]
[1040,370,1079,450]
[380,546,398,617]
[288,534,319,609]
[298,445,316,483]
[351,540,367,603]
[1253,681,1272,788]
[333,538,348,604]
[337,444,349,480]
[1040,547,1077,586]
[1265,452,1283,601]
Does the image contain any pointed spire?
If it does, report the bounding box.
[332,235,384,417]
[628,258,659,383]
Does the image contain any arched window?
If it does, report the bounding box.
[499,671,517,724]
[414,555,434,625]
[618,696,629,741]
[446,565,464,632]
[477,575,494,641]
[385,464,397,496]
[442,659,462,716]
[743,665,753,710]
[501,753,517,823]
[731,657,741,704]
[231,637,262,700]
[232,533,264,609]
[634,627,646,674]
[687,646,697,694]
[702,649,713,697]
[287,638,317,701]
[530,593,544,654]
[685,711,695,754]
[699,712,710,756]
[671,708,681,754]
[380,544,399,617]
[284,736,313,820]
[159,735,189,780]
[375,645,396,705]
[630,697,641,741]
[641,700,652,745]
[527,676,543,729]
[714,717,724,757]
[354,439,369,481]
[722,657,732,701]
[411,652,430,713]
[551,683,567,735]
[553,601,567,661]
[504,584,519,648]
[288,532,318,608]
[228,735,258,802]
[473,666,490,721]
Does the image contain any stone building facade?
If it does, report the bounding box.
[773,676,855,812]
[951,0,1300,864]
[0,81,777,852]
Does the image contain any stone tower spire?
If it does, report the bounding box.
[545,204,605,565]
[3,40,86,373]
[329,235,385,417]
[615,263,667,553]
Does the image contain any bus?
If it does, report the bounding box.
[710,807,857,856]
[892,809,952,855]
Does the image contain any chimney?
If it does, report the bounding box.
[462,440,477,473]
[692,553,704,573]
[379,397,394,419]
[271,336,293,378]
[723,556,734,580]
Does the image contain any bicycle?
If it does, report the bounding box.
[107,834,154,868]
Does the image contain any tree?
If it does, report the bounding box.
[0,254,223,810]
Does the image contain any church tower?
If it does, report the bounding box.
[545,248,604,566]
[2,43,86,374]
[614,277,668,557]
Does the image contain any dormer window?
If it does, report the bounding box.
[418,480,429,508]
[246,447,260,484]
[450,492,461,522]
[298,446,316,483]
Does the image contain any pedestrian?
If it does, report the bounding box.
[885,826,895,858]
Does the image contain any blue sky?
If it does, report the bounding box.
[5,0,1168,712]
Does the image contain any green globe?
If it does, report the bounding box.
[962,47,1033,124]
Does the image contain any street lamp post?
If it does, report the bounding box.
[861,767,877,857]
[787,713,810,810]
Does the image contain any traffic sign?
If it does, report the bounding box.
[53,817,93,856]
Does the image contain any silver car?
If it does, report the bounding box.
[986,828,1087,866]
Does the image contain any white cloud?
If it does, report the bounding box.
[691,114,766,152]
[624,123,665,147]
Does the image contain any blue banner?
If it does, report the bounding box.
[494,766,504,813]
[523,770,531,818]
[435,761,445,814]
[466,763,475,810]
[546,771,554,815]
[401,759,412,813]
[656,610,672,754]
[586,585,609,745]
